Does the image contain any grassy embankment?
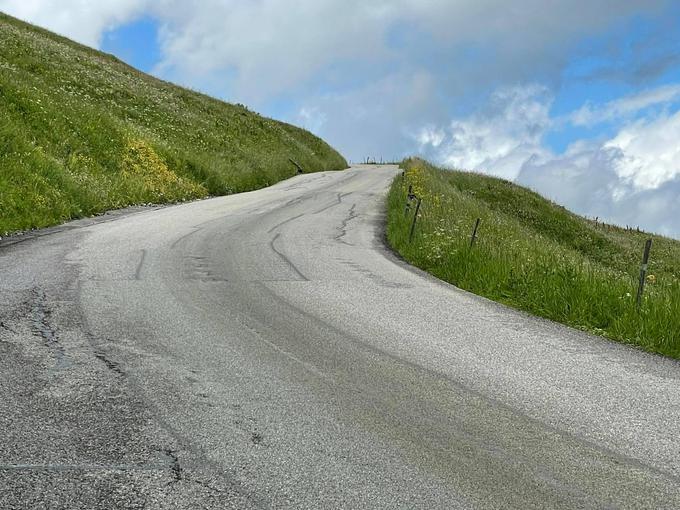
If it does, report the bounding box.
[387,158,680,358]
[0,13,346,235]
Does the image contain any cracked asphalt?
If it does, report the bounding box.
[1,165,680,508]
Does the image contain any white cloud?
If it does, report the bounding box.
[417,82,680,237]
[295,70,441,163]
[604,110,680,189]
[147,0,668,104]
[149,0,394,101]
[0,0,148,46]
[570,84,680,126]
[416,126,446,148]
[1,0,667,101]
[296,106,327,134]
[517,147,680,239]
[419,84,553,180]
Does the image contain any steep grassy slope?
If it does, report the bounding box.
[388,158,680,358]
[0,13,346,234]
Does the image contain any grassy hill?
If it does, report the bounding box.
[0,13,346,235]
[388,158,680,358]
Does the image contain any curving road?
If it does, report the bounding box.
[1,165,680,509]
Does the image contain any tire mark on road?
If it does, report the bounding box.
[135,249,147,281]
[267,213,305,233]
[269,233,309,281]
[170,228,202,250]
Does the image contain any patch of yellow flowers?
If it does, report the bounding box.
[403,160,427,198]
[121,139,207,201]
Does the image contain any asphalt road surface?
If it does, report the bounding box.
[1,165,680,509]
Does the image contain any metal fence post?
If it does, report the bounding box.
[404,185,415,216]
[409,198,422,243]
[470,218,481,247]
[636,239,653,310]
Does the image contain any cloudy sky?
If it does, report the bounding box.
[3,1,680,238]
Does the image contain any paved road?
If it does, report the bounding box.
[1,165,680,509]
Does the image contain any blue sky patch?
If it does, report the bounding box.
[102,17,161,73]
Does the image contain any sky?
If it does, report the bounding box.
[2,1,680,238]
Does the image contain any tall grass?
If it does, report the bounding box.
[0,13,347,235]
[387,158,680,358]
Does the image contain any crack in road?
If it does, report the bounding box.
[94,350,126,376]
[30,288,71,374]
[0,320,18,334]
[0,462,170,473]
[164,449,183,486]
[312,191,350,215]
[335,203,358,245]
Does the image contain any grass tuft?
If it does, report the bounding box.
[387,158,680,359]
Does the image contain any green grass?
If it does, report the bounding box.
[387,158,680,358]
[0,12,347,235]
